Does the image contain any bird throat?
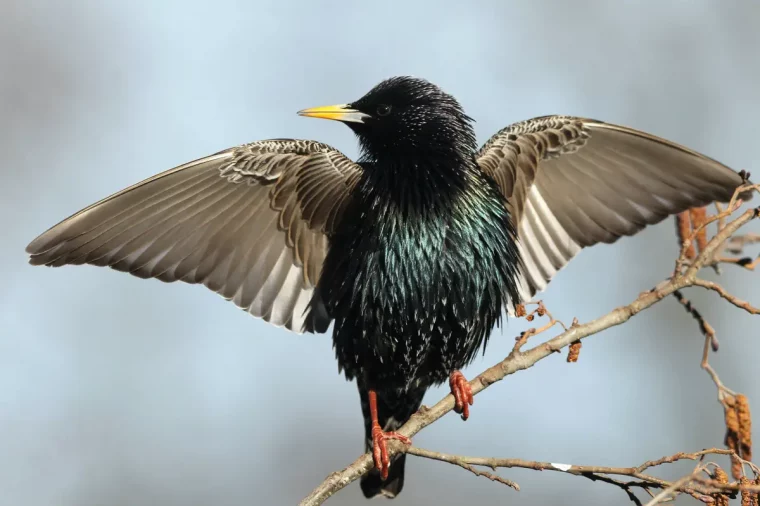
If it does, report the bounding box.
[359,151,475,214]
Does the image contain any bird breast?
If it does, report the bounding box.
[321,172,516,387]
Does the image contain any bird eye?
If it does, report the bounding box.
[376,104,392,117]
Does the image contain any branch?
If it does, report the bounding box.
[405,447,520,491]
[407,446,760,504]
[407,446,728,502]
[300,193,759,506]
[692,279,760,314]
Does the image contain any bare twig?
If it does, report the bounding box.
[407,446,740,503]
[405,446,760,504]
[705,184,760,272]
[512,301,569,352]
[673,289,719,352]
[692,279,760,314]
[674,285,736,403]
[643,475,699,506]
[405,447,520,490]
[725,233,760,254]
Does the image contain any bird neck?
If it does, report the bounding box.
[359,151,479,212]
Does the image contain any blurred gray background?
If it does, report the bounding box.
[2,1,759,505]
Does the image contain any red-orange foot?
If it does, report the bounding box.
[449,370,474,420]
[371,424,412,480]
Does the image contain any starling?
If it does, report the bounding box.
[26,76,749,498]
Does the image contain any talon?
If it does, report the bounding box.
[449,370,474,420]
[367,389,411,480]
[371,424,411,479]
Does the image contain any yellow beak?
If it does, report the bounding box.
[297,104,369,124]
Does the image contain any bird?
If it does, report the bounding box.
[26,76,750,499]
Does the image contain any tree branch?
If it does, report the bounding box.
[300,190,759,506]
[406,446,750,504]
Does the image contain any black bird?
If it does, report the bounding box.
[26,76,748,499]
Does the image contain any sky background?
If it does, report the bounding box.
[2,1,759,505]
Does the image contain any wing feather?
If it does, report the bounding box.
[477,116,749,302]
[26,140,363,333]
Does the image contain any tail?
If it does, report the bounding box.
[358,385,426,499]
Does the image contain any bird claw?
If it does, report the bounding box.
[371,424,412,480]
[449,370,474,420]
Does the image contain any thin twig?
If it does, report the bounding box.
[643,475,699,506]
[692,279,760,314]
[673,289,719,352]
[725,233,760,254]
[407,447,748,504]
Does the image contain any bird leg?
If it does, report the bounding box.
[449,370,474,420]
[368,390,412,480]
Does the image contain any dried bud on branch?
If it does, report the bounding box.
[690,206,709,253]
[726,398,741,435]
[676,211,696,260]
[567,341,582,363]
[733,456,745,482]
[725,393,754,477]
[737,394,753,461]
[713,466,731,506]
[741,477,753,506]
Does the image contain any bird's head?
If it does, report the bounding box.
[298,76,476,162]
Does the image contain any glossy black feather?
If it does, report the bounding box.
[310,78,520,390]
[307,78,521,497]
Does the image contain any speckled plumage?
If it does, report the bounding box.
[321,158,520,390]
[316,86,521,380]
[26,76,749,500]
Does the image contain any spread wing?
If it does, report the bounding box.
[26,139,363,333]
[476,115,748,303]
